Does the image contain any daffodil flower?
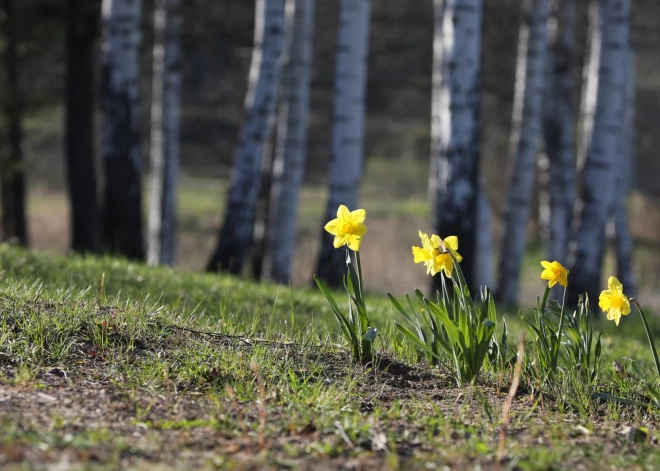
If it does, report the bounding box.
[540,261,569,287]
[324,204,368,252]
[412,231,462,277]
[599,276,631,326]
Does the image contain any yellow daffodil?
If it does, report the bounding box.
[324,204,368,251]
[412,231,462,277]
[540,261,569,287]
[599,276,631,326]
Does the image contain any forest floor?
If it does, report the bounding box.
[1,246,660,470]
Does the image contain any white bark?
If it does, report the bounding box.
[148,0,182,266]
[315,0,371,285]
[570,0,631,302]
[264,0,315,283]
[543,0,576,266]
[208,0,285,273]
[428,0,446,202]
[614,47,636,296]
[577,0,600,172]
[498,0,549,306]
[428,0,483,289]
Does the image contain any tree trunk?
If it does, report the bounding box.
[427,0,483,292]
[569,0,631,305]
[474,176,493,289]
[101,0,144,259]
[206,0,285,274]
[65,0,101,254]
[147,0,182,266]
[614,47,636,296]
[264,0,315,283]
[314,0,371,287]
[543,0,576,266]
[497,0,549,306]
[428,0,446,204]
[576,0,600,173]
[0,0,27,246]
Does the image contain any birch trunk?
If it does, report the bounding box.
[569,0,631,304]
[614,47,636,296]
[498,0,549,306]
[475,176,493,289]
[0,0,26,246]
[101,0,144,259]
[264,0,315,283]
[576,0,600,173]
[65,0,101,253]
[315,0,371,286]
[148,0,182,266]
[543,0,576,265]
[428,0,483,291]
[206,0,285,274]
[428,0,446,203]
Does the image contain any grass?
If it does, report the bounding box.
[1,245,660,469]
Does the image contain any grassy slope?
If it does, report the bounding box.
[1,245,660,470]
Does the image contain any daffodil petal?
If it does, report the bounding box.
[353,223,367,237]
[541,261,553,269]
[337,204,350,220]
[347,235,361,251]
[608,276,622,292]
[444,236,459,252]
[333,234,349,248]
[324,218,340,235]
[350,209,366,225]
[413,246,431,263]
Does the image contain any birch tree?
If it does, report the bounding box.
[264,0,315,283]
[542,0,576,266]
[65,0,101,253]
[315,0,371,286]
[147,0,182,266]
[614,47,636,296]
[498,0,549,306]
[576,0,600,172]
[207,0,285,274]
[428,0,483,291]
[475,177,493,289]
[0,0,26,246]
[101,0,144,259]
[569,0,631,304]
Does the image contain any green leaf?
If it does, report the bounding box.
[362,326,378,341]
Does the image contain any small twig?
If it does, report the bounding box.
[162,324,346,352]
[334,420,355,449]
[498,332,525,466]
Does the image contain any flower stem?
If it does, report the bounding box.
[631,298,660,379]
[552,286,567,373]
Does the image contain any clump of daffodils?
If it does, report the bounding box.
[389,232,497,385]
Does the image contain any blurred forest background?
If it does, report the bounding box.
[4,0,660,307]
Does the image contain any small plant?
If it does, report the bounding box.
[521,261,569,381]
[390,232,497,385]
[315,205,377,364]
[562,294,601,385]
[600,277,660,386]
